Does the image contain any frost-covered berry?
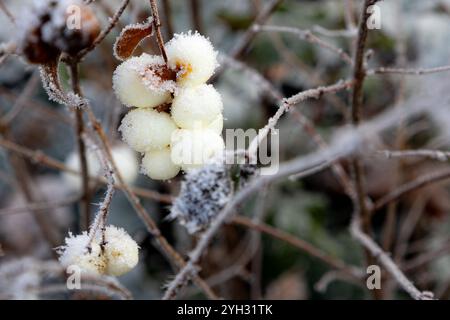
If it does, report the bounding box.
[58,232,106,275]
[141,147,180,180]
[62,144,138,191]
[119,108,177,153]
[170,163,232,234]
[171,84,223,129]
[103,226,139,276]
[58,226,139,277]
[171,128,225,171]
[165,31,218,87]
[113,54,174,108]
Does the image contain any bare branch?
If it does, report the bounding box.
[254,24,353,65]
[367,65,450,76]
[374,168,450,210]
[350,216,434,300]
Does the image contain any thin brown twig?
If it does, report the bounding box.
[149,0,168,63]
[0,0,15,24]
[0,137,172,203]
[69,63,91,230]
[349,0,381,299]
[232,216,362,279]
[76,0,131,60]
[374,167,450,210]
[229,0,282,59]
[402,240,450,272]
[189,0,203,34]
[350,215,434,300]
[0,195,79,216]
[1,71,40,126]
[254,24,353,65]
[161,0,174,38]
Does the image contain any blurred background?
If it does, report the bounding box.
[1,0,450,300]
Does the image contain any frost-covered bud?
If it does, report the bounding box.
[103,226,139,276]
[113,54,174,108]
[171,128,225,171]
[141,147,180,180]
[119,108,177,152]
[170,163,232,234]
[166,31,218,87]
[171,84,223,129]
[58,232,106,275]
[62,144,138,191]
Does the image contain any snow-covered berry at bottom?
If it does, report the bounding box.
[57,225,139,277]
[141,147,181,180]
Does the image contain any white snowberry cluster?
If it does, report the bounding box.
[57,225,139,277]
[113,31,225,180]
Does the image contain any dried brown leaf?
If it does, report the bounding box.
[113,18,154,61]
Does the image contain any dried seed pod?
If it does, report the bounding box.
[17,0,100,63]
[170,162,232,234]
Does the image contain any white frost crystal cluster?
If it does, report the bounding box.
[113,31,225,180]
[58,226,139,277]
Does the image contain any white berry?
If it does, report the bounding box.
[171,128,225,171]
[141,147,181,180]
[103,226,139,276]
[171,84,223,129]
[58,233,106,275]
[165,31,218,87]
[113,53,172,108]
[119,108,177,153]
